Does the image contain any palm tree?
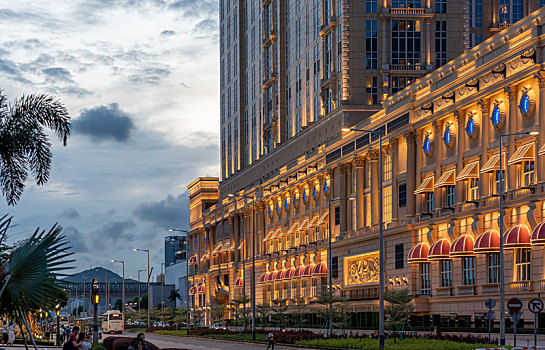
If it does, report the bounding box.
[0,216,73,349]
[168,289,181,304]
[0,90,70,205]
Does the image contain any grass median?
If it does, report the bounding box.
[296,338,509,350]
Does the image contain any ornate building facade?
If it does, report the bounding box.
[189,7,545,326]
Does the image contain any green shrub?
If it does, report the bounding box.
[432,314,440,327]
[92,343,107,350]
[296,338,499,350]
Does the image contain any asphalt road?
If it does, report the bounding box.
[128,332,317,350]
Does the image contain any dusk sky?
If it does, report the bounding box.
[0,0,219,279]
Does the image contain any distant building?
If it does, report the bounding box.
[164,235,188,308]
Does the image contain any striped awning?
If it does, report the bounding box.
[312,262,327,276]
[317,212,329,225]
[414,176,434,194]
[212,243,223,255]
[504,224,531,248]
[435,169,456,188]
[428,239,451,260]
[188,255,198,265]
[456,161,479,180]
[407,242,429,263]
[507,143,535,165]
[531,222,545,245]
[298,218,310,231]
[481,153,505,173]
[308,214,320,227]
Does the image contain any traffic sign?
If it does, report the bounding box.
[509,311,523,324]
[508,297,523,313]
[483,310,496,320]
[485,298,496,309]
[528,298,544,314]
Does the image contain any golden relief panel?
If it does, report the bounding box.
[344,252,380,286]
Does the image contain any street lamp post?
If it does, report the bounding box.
[328,197,355,336]
[111,260,125,315]
[169,229,190,334]
[498,131,538,345]
[138,269,146,311]
[161,262,165,324]
[343,127,384,349]
[228,193,256,341]
[134,248,150,329]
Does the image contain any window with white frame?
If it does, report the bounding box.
[291,280,298,298]
[383,153,392,181]
[462,256,476,285]
[283,282,288,299]
[515,248,531,281]
[383,185,392,227]
[421,262,431,295]
[488,253,500,283]
[446,185,456,207]
[274,283,280,299]
[311,278,317,297]
[440,259,452,287]
[425,192,434,213]
[522,161,535,187]
[301,280,307,297]
[468,178,479,201]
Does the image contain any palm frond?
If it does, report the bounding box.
[0,219,73,315]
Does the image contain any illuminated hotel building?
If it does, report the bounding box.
[190,5,545,325]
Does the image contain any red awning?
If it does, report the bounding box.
[474,230,500,253]
[274,269,286,281]
[283,267,295,280]
[258,272,269,284]
[504,224,531,248]
[449,235,475,257]
[267,271,276,283]
[197,284,206,294]
[189,286,196,295]
[407,242,429,263]
[302,264,315,277]
[188,255,198,265]
[428,239,451,260]
[293,265,305,278]
[235,278,244,288]
[531,222,545,245]
[312,262,327,276]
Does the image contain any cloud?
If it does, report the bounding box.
[160,30,176,36]
[132,193,189,229]
[91,219,136,242]
[42,67,72,81]
[193,19,217,34]
[73,103,135,142]
[169,0,218,18]
[63,226,89,253]
[57,208,81,220]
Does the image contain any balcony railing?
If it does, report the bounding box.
[390,64,425,71]
[436,287,453,297]
[509,281,532,293]
[390,7,426,15]
[481,283,499,294]
[458,285,476,296]
[535,280,545,291]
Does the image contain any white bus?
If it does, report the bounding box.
[101,311,124,334]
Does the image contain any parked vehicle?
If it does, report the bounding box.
[101,311,124,334]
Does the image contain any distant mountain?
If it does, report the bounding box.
[62,267,138,283]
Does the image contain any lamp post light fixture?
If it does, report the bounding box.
[342,127,385,349]
[111,260,125,315]
[169,228,190,334]
[134,248,150,329]
[228,192,257,341]
[328,197,355,336]
[497,130,538,346]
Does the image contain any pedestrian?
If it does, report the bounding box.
[65,325,71,341]
[70,326,80,349]
[266,332,275,350]
[127,338,143,350]
[136,333,149,350]
[77,332,91,350]
[6,322,15,346]
[1,324,7,344]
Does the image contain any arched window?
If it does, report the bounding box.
[383,153,392,181]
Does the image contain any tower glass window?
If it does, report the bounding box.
[365,20,378,69]
[392,0,421,8]
[366,0,377,13]
[468,0,483,27]
[391,76,417,94]
[391,20,421,67]
[435,0,446,13]
[435,21,447,68]
[499,0,523,24]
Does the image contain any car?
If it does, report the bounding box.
[210,323,226,330]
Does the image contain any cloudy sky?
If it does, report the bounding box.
[0,0,219,279]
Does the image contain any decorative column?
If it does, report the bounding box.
[433,121,442,212]
[232,215,238,265]
[370,148,380,227]
[405,130,417,218]
[535,71,545,185]
[506,86,519,191]
[455,112,465,211]
[354,156,365,229]
[479,99,490,197]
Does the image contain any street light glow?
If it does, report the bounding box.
[341,127,352,132]
[529,131,540,135]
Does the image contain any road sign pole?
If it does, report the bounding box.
[514,318,517,347]
[535,312,537,349]
[488,316,491,343]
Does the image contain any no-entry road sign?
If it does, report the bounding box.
[507,297,523,313]
[528,298,544,314]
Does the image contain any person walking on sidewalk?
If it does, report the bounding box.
[266,332,275,350]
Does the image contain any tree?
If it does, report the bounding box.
[0,91,71,205]
[114,299,122,311]
[256,302,271,327]
[172,307,187,329]
[271,299,288,328]
[0,216,73,350]
[289,297,307,329]
[168,289,181,304]
[210,304,225,324]
[191,309,204,326]
[384,288,414,339]
[231,294,250,328]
